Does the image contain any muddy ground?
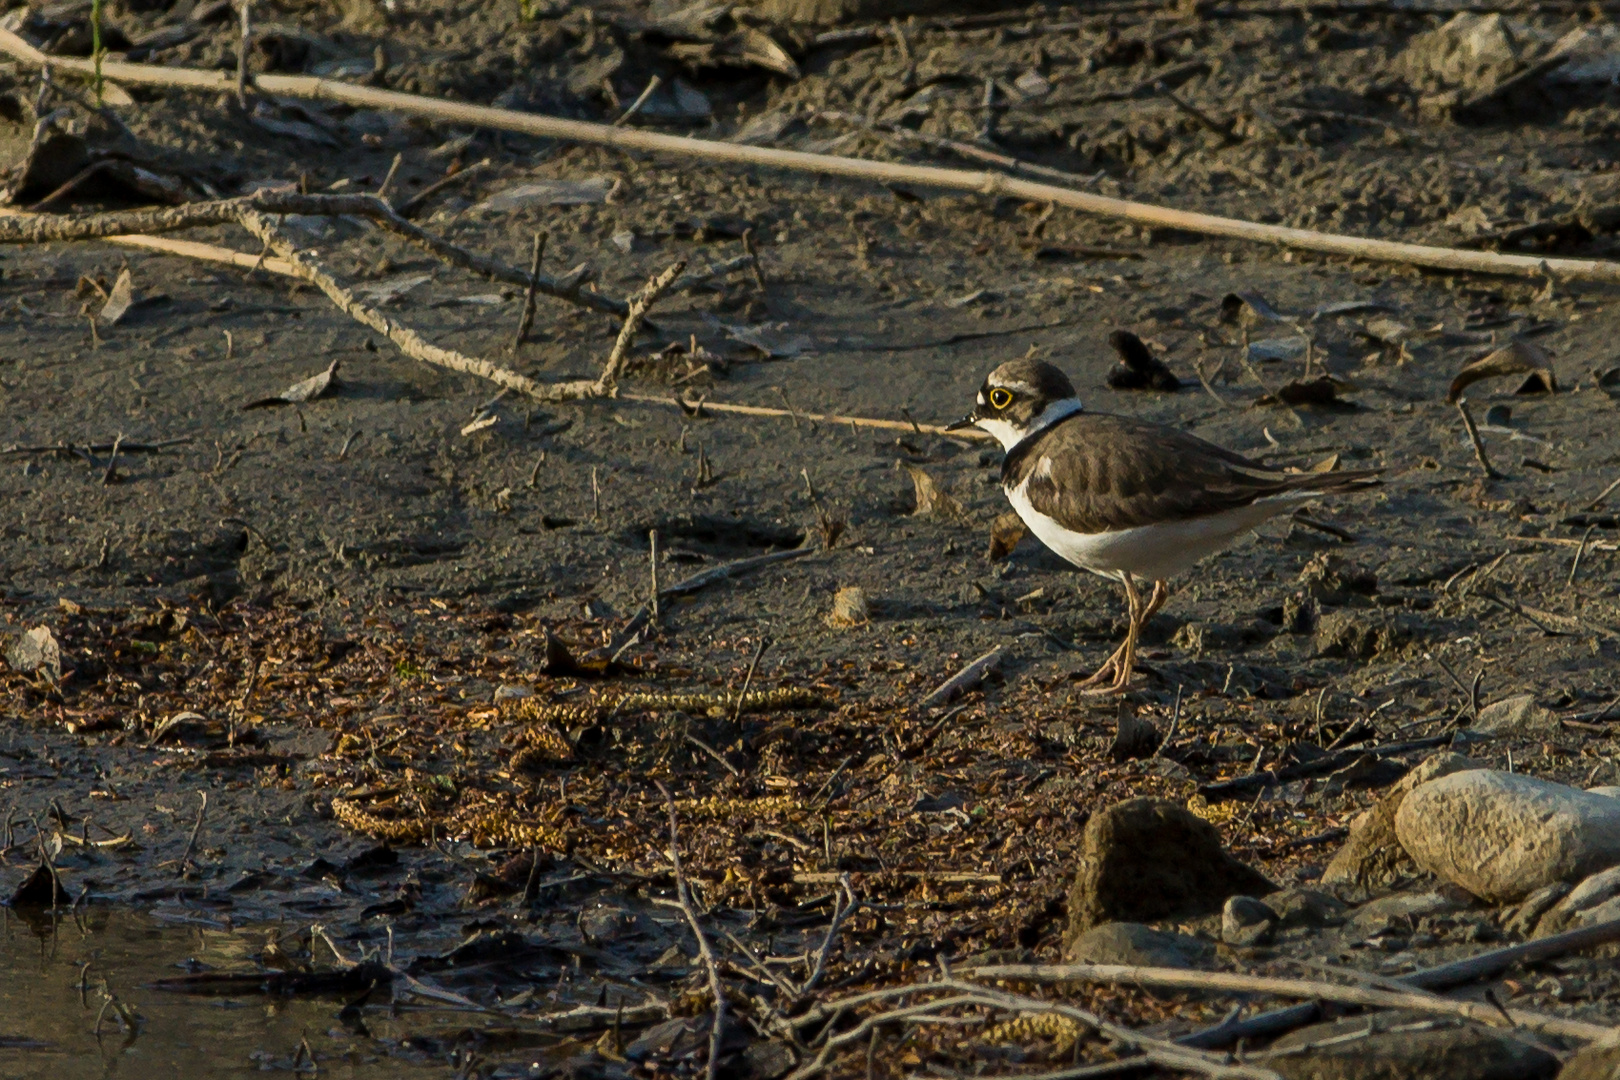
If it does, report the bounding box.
[1,0,1620,1076]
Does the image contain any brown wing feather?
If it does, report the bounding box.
[1004,412,1378,533]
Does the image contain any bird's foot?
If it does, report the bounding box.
[1073,646,1127,691]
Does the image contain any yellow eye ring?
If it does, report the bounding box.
[988,388,1013,409]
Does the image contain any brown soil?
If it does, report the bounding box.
[2,0,1620,1076]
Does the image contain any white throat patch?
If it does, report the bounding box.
[977,397,1084,451]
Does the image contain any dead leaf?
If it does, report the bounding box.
[352,273,432,306]
[8,859,66,909]
[1219,290,1285,326]
[902,463,964,521]
[1256,375,1357,409]
[242,359,341,410]
[670,28,800,79]
[5,626,61,683]
[715,319,813,358]
[474,177,619,213]
[1357,315,1411,345]
[1447,340,1558,402]
[987,512,1027,560]
[1104,329,1181,392]
[95,268,169,325]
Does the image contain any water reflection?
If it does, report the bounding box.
[0,907,532,1078]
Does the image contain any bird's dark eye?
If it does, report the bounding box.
[988,388,1013,410]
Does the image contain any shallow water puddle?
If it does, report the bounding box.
[0,908,550,1078]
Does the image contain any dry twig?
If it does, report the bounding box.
[654,782,727,1080]
[962,963,1616,1043]
[4,28,1616,284]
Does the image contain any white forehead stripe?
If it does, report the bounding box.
[987,379,1040,396]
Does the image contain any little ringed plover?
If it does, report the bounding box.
[949,358,1381,693]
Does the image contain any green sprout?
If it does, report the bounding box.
[90,0,105,105]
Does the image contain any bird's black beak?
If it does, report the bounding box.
[945,413,977,432]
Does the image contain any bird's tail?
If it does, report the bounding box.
[1276,467,1383,496]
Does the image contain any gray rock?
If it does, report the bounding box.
[1474,694,1557,737]
[1267,1011,1558,1080]
[1395,771,1620,902]
[4,626,60,682]
[1063,798,1274,943]
[1588,786,1620,800]
[493,684,534,701]
[1063,922,1214,969]
[1351,890,1470,934]
[1221,895,1276,946]
[1322,753,1482,892]
[1263,886,1348,928]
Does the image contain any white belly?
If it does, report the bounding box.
[1005,479,1306,582]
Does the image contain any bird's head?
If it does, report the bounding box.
[948,359,1081,450]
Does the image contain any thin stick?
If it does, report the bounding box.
[1569,524,1599,587]
[1455,397,1503,479]
[233,208,573,401]
[923,648,1004,708]
[591,467,600,519]
[961,964,1614,1043]
[375,152,403,204]
[1586,475,1620,511]
[100,432,122,485]
[511,230,547,351]
[614,74,661,127]
[685,733,741,777]
[179,790,207,873]
[594,261,687,394]
[741,227,767,292]
[623,392,993,440]
[396,158,490,219]
[649,529,660,625]
[0,191,630,318]
[234,0,251,109]
[7,31,1617,283]
[733,636,770,723]
[801,877,857,994]
[654,782,726,1080]
[816,109,1104,189]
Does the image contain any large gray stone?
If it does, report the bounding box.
[1322,753,1482,892]
[1395,771,1620,902]
[1268,1012,1557,1080]
[1063,922,1213,969]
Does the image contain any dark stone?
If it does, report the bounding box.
[740,1040,797,1080]
[1269,1012,1557,1080]
[1221,896,1277,946]
[1064,798,1277,941]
